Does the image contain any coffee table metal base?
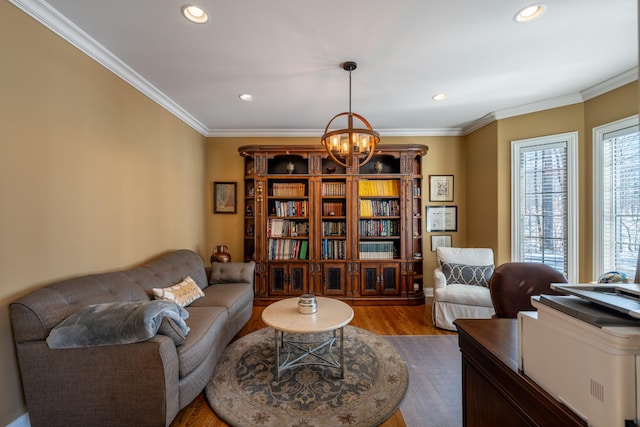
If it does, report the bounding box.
[274,327,345,381]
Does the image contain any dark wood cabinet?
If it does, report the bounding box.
[239,144,428,305]
[454,319,587,427]
[268,263,308,296]
[322,262,348,295]
[359,262,400,295]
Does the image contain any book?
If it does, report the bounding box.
[269,219,284,237]
[299,240,308,260]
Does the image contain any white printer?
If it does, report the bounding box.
[518,284,640,427]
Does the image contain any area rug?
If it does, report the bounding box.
[206,326,408,427]
[384,335,462,427]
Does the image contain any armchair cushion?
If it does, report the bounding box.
[441,262,494,287]
[433,247,496,330]
[436,247,494,269]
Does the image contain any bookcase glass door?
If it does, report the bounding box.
[323,263,347,295]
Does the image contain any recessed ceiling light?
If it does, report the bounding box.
[432,93,448,101]
[181,4,209,24]
[514,4,547,22]
[239,94,253,102]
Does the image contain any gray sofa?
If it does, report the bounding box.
[10,249,255,427]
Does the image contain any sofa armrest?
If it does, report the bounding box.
[434,267,447,289]
[16,336,179,427]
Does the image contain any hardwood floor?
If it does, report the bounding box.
[171,299,455,427]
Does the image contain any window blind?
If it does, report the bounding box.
[602,125,640,277]
[519,143,568,275]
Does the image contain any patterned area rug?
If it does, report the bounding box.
[206,326,408,427]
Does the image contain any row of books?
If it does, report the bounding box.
[359,241,395,259]
[267,239,308,260]
[271,182,306,197]
[413,185,421,197]
[322,239,346,260]
[322,202,345,216]
[358,219,400,237]
[322,221,346,236]
[268,219,309,237]
[321,182,346,196]
[270,200,308,217]
[359,200,400,217]
[358,179,400,197]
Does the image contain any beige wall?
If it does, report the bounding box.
[495,103,585,268]
[0,3,206,424]
[583,82,639,278]
[205,136,467,288]
[465,122,499,253]
[466,82,638,278]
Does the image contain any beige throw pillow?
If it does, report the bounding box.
[152,276,204,307]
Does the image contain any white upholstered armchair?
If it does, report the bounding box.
[433,247,496,330]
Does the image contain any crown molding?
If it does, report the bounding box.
[493,93,585,121]
[462,112,498,134]
[580,67,638,101]
[10,0,209,136]
[463,93,584,135]
[206,127,466,138]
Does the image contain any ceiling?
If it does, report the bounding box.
[14,0,639,136]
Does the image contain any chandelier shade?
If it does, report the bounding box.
[321,62,380,169]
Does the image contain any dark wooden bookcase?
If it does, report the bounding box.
[239,144,428,305]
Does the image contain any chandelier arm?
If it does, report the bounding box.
[325,149,350,169]
[360,148,376,167]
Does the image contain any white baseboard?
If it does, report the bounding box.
[7,412,30,427]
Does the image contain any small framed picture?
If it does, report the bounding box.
[431,235,452,252]
[214,182,237,214]
[426,205,457,232]
[429,175,454,202]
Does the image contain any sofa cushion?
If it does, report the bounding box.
[189,283,253,319]
[209,261,255,285]
[434,283,493,307]
[178,307,228,378]
[153,276,204,307]
[46,300,189,349]
[441,262,494,287]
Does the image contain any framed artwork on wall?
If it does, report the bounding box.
[214,182,237,214]
[431,235,452,251]
[426,205,457,232]
[429,175,454,202]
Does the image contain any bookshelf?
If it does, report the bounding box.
[239,144,428,305]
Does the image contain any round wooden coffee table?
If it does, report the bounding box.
[261,297,354,380]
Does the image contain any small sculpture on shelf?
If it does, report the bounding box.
[326,165,336,174]
[286,161,295,174]
[373,161,383,174]
[246,205,253,216]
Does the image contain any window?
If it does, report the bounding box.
[511,132,578,282]
[593,116,640,280]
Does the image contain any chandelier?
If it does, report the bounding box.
[321,61,380,169]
